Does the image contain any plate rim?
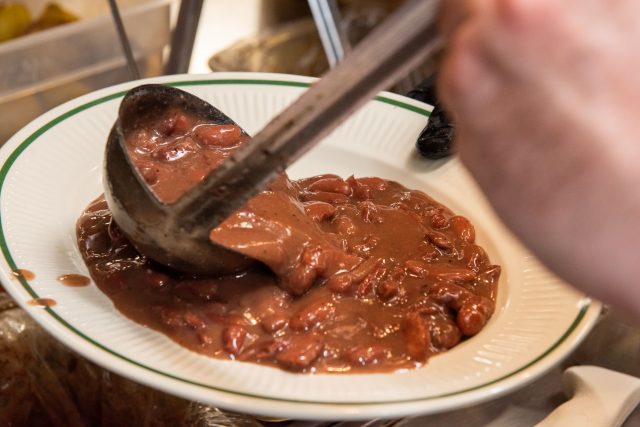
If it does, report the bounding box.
[0,72,602,419]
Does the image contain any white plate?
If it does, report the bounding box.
[0,72,600,420]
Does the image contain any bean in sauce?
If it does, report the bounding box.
[76,108,501,374]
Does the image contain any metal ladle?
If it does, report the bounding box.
[104,0,443,276]
[104,85,255,275]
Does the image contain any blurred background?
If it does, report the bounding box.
[0,0,425,145]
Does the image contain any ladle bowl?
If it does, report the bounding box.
[103,84,253,275]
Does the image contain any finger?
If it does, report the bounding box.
[438,0,476,39]
[437,23,502,126]
[454,129,495,188]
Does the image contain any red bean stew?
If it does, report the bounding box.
[77,109,500,373]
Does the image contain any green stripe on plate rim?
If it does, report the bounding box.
[0,78,589,405]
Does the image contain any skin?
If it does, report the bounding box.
[436,0,640,317]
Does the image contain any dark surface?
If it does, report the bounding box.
[407,76,455,160]
[406,74,438,106]
[415,104,455,160]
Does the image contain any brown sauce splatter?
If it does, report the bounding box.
[57,274,91,287]
[12,269,35,280]
[28,298,57,307]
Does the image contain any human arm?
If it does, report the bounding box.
[437,0,640,316]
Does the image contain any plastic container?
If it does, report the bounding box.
[0,0,171,143]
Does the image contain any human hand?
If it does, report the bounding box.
[437,0,640,316]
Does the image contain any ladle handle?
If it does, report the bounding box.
[173,0,443,234]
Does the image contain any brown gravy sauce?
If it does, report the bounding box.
[76,108,500,374]
[28,298,56,307]
[57,274,91,287]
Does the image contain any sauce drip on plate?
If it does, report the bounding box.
[12,269,35,281]
[57,274,91,287]
[28,298,56,307]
